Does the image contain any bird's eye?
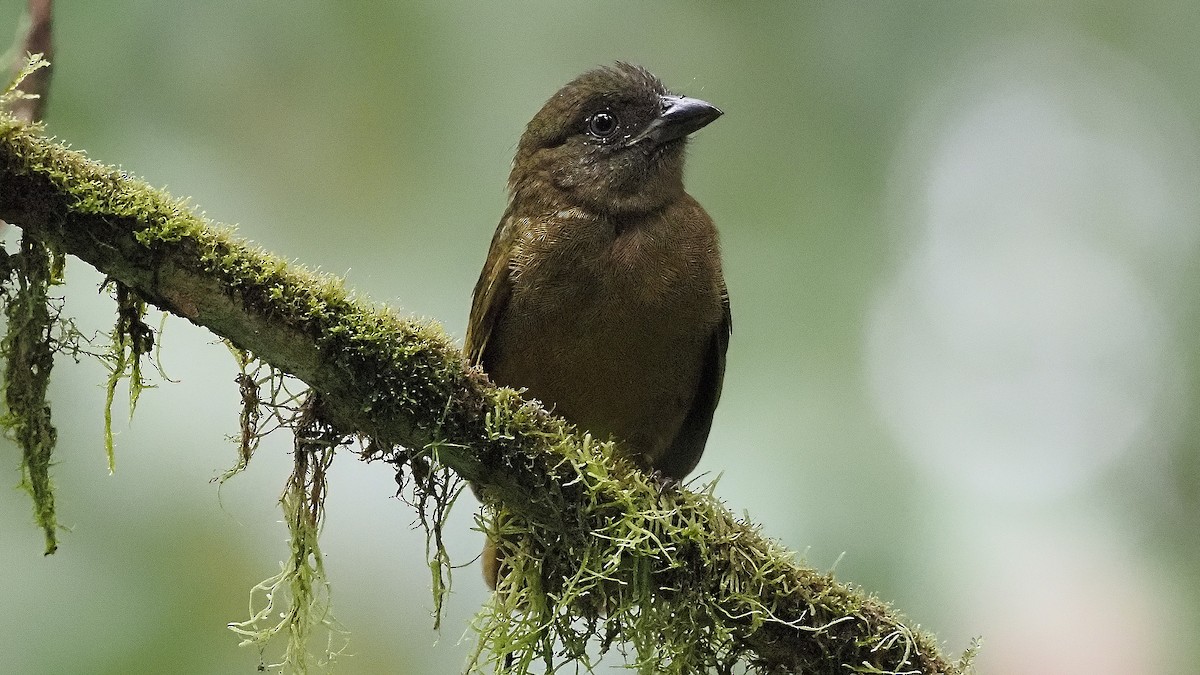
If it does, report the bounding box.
[586,111,619,139]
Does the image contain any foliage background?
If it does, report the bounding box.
[2,2,1198,673]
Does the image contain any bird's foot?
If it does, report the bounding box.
[649,469,682,495]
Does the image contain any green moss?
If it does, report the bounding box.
[462,394,960,674]
[0,54,49,111]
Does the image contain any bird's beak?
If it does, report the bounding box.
[628,94,722,147]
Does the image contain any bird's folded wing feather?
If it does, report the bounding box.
[656,287,732,480]
[465,211,518,366]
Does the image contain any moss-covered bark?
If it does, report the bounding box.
[0,114,972,674]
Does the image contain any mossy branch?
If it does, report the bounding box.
[0,114,971,674]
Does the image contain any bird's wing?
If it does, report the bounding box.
[655,286,732,480]
[464,210,518,367]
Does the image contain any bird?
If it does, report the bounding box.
[465,62,730,588]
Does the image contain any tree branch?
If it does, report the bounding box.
[0,114,970,674]
[6,0,53,123]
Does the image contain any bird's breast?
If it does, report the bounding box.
[487,201,724,464]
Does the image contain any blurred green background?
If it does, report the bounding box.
[3,2,1199,673]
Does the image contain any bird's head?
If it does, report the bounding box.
[510,62,722,217]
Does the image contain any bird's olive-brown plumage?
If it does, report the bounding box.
[467,63,730,585]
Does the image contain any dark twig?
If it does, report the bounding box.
[6,0,53,123]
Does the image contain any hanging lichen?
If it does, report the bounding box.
[216,342,303,483]
[227,343,262,475]
[1,231,64,555]
[227,394,349,673]
[392,436,463,632]
[101,279,155,473]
